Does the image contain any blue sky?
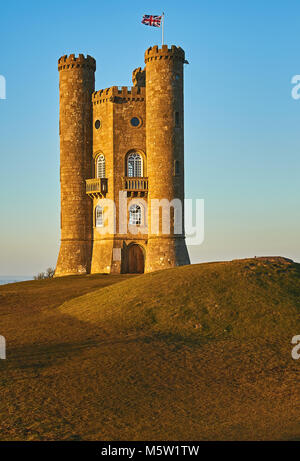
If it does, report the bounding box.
[0,0,299,275]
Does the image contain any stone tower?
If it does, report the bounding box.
[55,54,95,276]
[144,45,190,272]
[55,46,190,277]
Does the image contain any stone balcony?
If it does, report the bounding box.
[123,177,148,197]
[86,178,108,198]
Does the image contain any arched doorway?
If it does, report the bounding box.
[127,244,145,274]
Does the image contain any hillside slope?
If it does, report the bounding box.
[0,258,299,440]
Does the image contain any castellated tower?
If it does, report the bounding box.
[144,45,190,272]
[55,54,95,276]
[55,45,190,276]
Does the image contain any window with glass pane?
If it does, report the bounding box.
[95,206,103,227]
[96,154,105,178]
[127,153,142,177]
[129,204,142,225]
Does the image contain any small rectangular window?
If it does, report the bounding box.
[175,111,180,128]
[174,160,180,176]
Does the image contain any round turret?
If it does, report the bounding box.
[144,45,190,272]
[55,54,95,276]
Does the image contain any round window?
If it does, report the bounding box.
[130,117,141,127]
[94,119,101,129]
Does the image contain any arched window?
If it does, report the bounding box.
[127,152,143,177]
[129,204,142,225]
[95,206,103,227]
[96,154,105,178]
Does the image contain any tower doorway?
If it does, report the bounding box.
[127,244,145,274]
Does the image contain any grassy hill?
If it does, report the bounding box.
[0,258,299,440]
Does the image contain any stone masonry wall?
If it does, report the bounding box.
[91,86,147,273]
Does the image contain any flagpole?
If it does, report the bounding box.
[162,12,165,45]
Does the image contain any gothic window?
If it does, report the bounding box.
[129,204,142,225]
[95,206,103,227]
[127,152,143,177]
[96,154,105,178]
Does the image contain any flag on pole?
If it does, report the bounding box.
[141,14,162,27]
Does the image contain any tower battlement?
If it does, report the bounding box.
[144,44,185,63]
[58,54,96,71]
[92,85,145,104]
[132,67,146,87]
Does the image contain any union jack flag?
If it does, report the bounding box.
[141,14,162,27]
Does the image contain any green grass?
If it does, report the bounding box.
[0,258,299,440]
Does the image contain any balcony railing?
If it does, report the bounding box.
[86,178,108,198]
[123,177,148,193]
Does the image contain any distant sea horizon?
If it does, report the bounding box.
[0,276,33,286]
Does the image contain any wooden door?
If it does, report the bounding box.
[128,245,144,274]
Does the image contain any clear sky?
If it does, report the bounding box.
[0,0,299,276]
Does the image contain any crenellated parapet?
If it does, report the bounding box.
[92,85,145,104]
[58,53,96,72]
[144,45,186,63]
[132,67,146,87]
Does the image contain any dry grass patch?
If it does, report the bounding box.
[0,258,299,440]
